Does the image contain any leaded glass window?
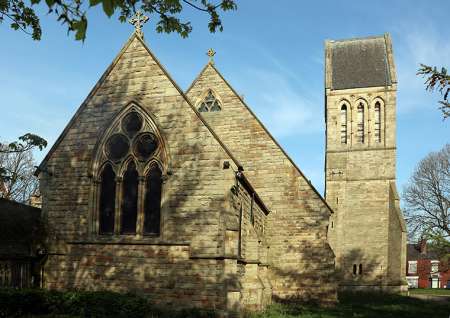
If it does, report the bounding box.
[121,161,139,234]
[198,90,222,112]
[144,164,162,235]
[98,108,164,237]
[99,164,116,234]
[133,133,158,161]
[105,134,129,162]
[122,112,143,138]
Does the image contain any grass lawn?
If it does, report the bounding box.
[408,288,450,296]
[248,292,450,318]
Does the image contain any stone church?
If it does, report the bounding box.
[35,20,406,314]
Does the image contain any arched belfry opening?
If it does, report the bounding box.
[90,103,169,237]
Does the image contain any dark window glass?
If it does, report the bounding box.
[359,264,363,275]
[353,264,357,275]
[133,133,158,160]
[121,161,138,234]
[99,164,116,234]
[122,112,143,138]
[144,165,162,235]
[105,134,129,162]
[197,90,222,112]
[198,102,208,112]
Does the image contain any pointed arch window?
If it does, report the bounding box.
[99,164,116,234]
[374,101,381,143]
[144,164,162,235]
[95,107,165,237]
[357,102,365,143]
[198,90,222,112]
[340,104,348,144]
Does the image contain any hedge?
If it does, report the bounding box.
[0,289,216,318]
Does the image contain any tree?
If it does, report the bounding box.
[418,64,450,119]
[0,0,237,41]
[403,144,450,250]
[0,133,47,188]
[0,147,39,202]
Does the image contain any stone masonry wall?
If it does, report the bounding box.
[325,84,406,289]
[187,64,337,303]
[39,34,259,314]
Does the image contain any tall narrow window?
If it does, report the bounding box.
[374,101,381,143]
[357,103,364,143]
[359,264,363,275]
[121,161,139,234]
[353,264,357,275]
[144,164,162,235]
[340,104,348,144]
[99,164,116,234]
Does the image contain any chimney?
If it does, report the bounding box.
[418,239,427,255]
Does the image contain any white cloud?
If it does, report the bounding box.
[393,23,450,113]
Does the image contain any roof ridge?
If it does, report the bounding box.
[186,63,334,214]
[328,34,386,44]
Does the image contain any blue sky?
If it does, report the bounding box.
[0,0,449,199]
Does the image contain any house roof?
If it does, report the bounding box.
[0,198,41,258]
[326,34,395,90]
[407,243,440,261]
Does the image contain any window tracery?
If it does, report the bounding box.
[94,107,165,237]
[198,90,222,112]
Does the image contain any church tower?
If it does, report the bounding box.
[325,34,407,290]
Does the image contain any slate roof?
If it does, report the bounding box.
[407,243,439,261]
[328,35,392,90]
[0,198,41,258]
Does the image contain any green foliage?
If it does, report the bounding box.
[0,0,237,41]
[418,64,450,119]
[0,288,216,318]
[248,292,450,318]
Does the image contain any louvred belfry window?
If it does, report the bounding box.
[96,108,164,237]
[198,90,222,112]
[374,101,381,143]
[340,104,348,144]
[357,103,364,143]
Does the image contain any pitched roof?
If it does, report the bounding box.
[36,32,243,174]
[187,62,334,214]
[0,198,41,258]
[325,34,396,90]
[35,32,270,212]
[407,243,439,261]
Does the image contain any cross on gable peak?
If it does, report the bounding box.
[129,10,149,37]
[207,48,216,64]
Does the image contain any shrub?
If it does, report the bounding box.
[0,289,217,318]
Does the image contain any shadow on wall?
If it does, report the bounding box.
[41,67,240,312]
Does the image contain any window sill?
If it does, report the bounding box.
[67,236,190,246]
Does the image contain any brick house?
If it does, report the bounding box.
[406,241,450,289]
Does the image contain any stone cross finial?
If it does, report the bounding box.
[129,10,149,37]
[207,48,216,64]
